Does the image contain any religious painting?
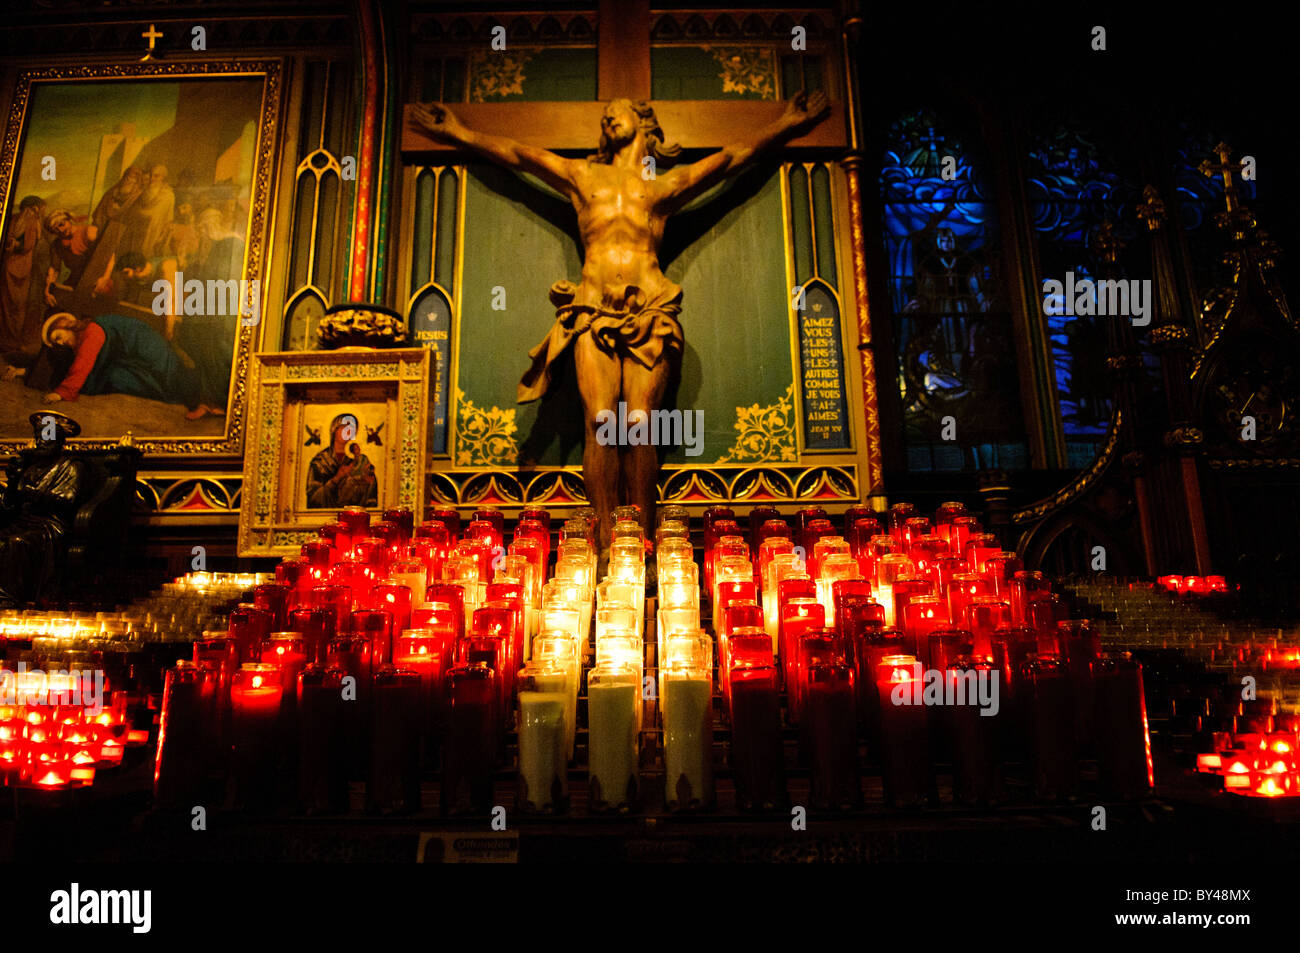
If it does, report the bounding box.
[0,61,282,456]
[300,408,384,509]
[238,348,429,557]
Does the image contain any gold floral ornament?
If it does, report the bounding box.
[317,304,408,349]
[454,386,519,466]
[469,50,534,102]
[710,47,776,101]
[717,383,797,462]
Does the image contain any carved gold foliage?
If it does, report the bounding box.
[468,50,534,102]
[454,387,519,467]
[716,383,797,463]
[709,47,776,100]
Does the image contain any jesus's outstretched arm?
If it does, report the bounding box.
[410,102,579,199]
[657,90,830,214]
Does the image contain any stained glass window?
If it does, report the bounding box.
[1027,120,1142,467]
[880,109,1029,473]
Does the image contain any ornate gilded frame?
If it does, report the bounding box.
[0,59,283,457]
[238,348,429,557]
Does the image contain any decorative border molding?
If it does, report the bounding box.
[237,347,429,556]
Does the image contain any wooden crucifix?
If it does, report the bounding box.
[400,4,847,555]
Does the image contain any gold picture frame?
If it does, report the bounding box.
[238,348,430,557]
[0,59,283,457]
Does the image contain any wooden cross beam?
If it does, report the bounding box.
[401,0,845,159]
[401,99,847,159]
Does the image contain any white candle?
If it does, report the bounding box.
[663,670,714,810]
[518,689,567,811]
[587,673,639,809]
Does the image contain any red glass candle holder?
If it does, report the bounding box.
[424,583,467,638]
[965,598,1011,658]
[519,506,551,533]
[1059,619,1100,749]
[1009,571,1051,627]
[902,594,950,664]
[721,601,763,640]
[805,660,860,810]
[253,583,291,632]
[442,662,500,815]
[947,655,1000,805]
[310,584,352,634]
[351,608,393,667]
[928,626,974,676]
[841,505,875,537]
[370,583,412,639]
[728,662,787,812]
[746,507,781,556]
[982,551,1023,597]
[1094,653,1153,798]
[793,631,840,727]
[275,556,311,598]
[262,633,308,716]
[301,539,332,572]
[779,599,824,691]
[154,661,210,810]
[289,607,336,666]
[837,595,885,668]
[297,665,348,814]
[859,628,907,743]
[338,506,370,549]
[886,502,916,544]
[229,663,283,811]
[382,507,414,545]
[429,506,461,542]
[369,666,422,814]
[875,654,931,806]
[1019,654,1077,801]
[228,604,272,665]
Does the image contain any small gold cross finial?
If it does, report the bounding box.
[141,23,162,62]
[1198,141,1244,214]
[1090,220,1124,264]
[1136,185,1166,232]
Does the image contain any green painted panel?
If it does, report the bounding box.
[455,163,792,468]
[468,48,596,103]
[651,47,777,101]
[434,168,458,288]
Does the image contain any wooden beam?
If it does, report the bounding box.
[597,0,651,100]
[401,100,848,158]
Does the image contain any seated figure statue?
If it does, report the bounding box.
[0,412,93,607]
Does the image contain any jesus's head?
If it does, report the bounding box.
[590,99,681,167]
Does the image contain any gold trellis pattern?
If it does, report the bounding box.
[468,50,534,102]
[716,383,798,463]
[453,386,519,467]
[710,47,777,100]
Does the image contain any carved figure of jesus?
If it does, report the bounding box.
[411,91,829,553]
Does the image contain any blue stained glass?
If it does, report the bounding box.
[880,110,1028,473]
[1028,121,1139,448]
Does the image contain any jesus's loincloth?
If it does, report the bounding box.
[517,279,684,403]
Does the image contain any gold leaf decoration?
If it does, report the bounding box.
[716,383,797,463]
[709,47,776,101]
[468,50,534,102]
[454,386,519,466]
